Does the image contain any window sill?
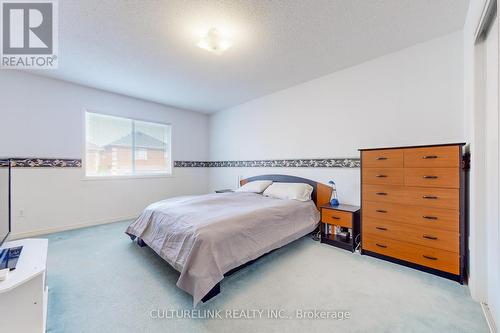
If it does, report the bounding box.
[82,173,174,181]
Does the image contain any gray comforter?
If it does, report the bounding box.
[126,192,320,306]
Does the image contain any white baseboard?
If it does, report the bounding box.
[10,215,138,239]
[481,302,498,333]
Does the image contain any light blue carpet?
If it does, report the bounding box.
[39,221,488,333]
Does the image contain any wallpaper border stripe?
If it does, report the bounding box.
[0,158,82,168]
[174,158,360,168]
[0,158,360,168]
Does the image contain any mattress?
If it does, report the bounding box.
[125,192,320,306]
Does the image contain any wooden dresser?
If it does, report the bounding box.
[359,143,466,282]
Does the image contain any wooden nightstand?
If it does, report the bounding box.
[320,204,360,252]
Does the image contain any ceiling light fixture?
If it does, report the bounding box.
[197,28,232,55]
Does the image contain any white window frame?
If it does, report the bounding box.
[82,109,173,180]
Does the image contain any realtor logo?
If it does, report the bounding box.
[1,0,58,68]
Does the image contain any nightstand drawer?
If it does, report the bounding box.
[363,218,459,253]
[363,234,459,274]
[404,168,459,188]
[362,168,404,185]
[362,149,404,168]
[321,209,352,228]
[403,146,460,168]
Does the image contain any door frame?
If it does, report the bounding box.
[471,0,500,331]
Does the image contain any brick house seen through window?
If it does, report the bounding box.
[85,112,171,177]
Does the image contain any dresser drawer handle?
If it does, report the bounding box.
[376,157,388,160]
[376,227,387,231]
[375,174,387,178]
[330,216,340,220]
[375,243,387,248]
[422,195,438,200]
[422,175,438,179]
[376,192,388,196]
[422,255,438,260]
[422,216,438,220]
[422,155,438,159]
[376,209,387,213]
[423,235,438,240]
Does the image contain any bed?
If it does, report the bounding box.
[125,174,332,306]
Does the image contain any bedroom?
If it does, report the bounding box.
[0,0,498,332]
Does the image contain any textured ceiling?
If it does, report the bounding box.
[30,0,469,113]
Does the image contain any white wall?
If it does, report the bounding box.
[209,31,465,206]
[0,71,209,237]
[463,0,500,328]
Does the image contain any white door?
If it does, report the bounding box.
[485,13,500,326]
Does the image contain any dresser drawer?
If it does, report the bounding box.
[362,149,404,168]
[363,218,459,253]
[321,209,352,228]
[404,146,460,168]
[362,185,405,204]
[404,168,459,188]
[405,186,459,210]
[362,201,459,231]
[363,234,460,274]
[362,168,404,185]
[363,185,459,210]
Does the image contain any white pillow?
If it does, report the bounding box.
[263,183,313,201]
[236,180,273,193]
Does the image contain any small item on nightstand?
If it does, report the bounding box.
[328,180,339,206]
[333,225,341,235]
[337,227,351,241]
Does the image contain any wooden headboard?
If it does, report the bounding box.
[240,174,332,209]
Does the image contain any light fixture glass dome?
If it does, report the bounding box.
[197,28,232,54]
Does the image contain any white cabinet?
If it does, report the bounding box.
[0,239,48,333]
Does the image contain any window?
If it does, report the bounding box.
[85,112,171,177]
[135,149,148,161]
